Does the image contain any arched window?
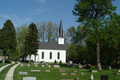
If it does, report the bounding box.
[50,52,52,59]
[42,52,44,59]
[57,52,60,59]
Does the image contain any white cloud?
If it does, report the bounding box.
[0,14,32,27]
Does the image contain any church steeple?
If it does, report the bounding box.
[59,17,63,37]
[58,17,64,45]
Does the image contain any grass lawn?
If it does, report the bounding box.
[0,64,15,80]
[14,63,120,80]
[0,63,11,67]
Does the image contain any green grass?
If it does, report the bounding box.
[14,63,120,80]
[0,63,10,67]
[0,64,15,80]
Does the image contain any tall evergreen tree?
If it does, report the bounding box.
[0,19,17,63]
[72,0,116,70]
[23,23,39,63]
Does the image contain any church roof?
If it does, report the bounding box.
[59,17,63,37]
[38,42,66,50]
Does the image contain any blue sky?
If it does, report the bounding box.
[0,0,120,31]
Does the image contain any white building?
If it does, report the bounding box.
[27,18,66,63]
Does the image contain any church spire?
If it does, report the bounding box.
[59,17,63,37]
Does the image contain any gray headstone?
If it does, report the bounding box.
[48,65,51,67]
[54,65,60,68]
[35,64,37,67]
[23,77,36,80]
[28,64,30,67]
[91,70,98,73]
[45,70,50,72]
[31,70,40,72]
[69,61,73,65]
[19,72,28,75]
[72,70,77,72]
[21,64,23,66]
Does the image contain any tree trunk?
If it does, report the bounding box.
[29,55,31,63]
[2,51,6,63]
[96,42,102,70]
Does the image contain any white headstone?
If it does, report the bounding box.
[35,64,37,67]
[23,77,36,80]
[91,74,93,80]
[19,72,28,75]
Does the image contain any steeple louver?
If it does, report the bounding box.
[59,17,63,37]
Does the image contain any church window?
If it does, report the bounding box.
[50,52,52,59]
[57,52,60,59]
[42,52,44,59]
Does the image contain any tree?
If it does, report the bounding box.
[73,0,116,70]
[37,21,59,42]
[23,23,39,63]
[0,19,17,63]
[16,25,28,60]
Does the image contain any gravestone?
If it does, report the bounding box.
[19,72,28,75]
[0,58,2,61]
[45,63,48,66]
[31,70,40,72]
[75,77,79,80]
[35,64,37,67]
[91,70,98,73]
[61,73,67,76]
[79,65,82,68]
[101,75,108,80]
[59,69,66,72]
[28,64,30,67]
[33,63,38,65]
[72,70,77,72]
[81,72,84,75]
[48,65,51,67]
[118,69,120,72]
[60,79,73,80]
[69,61,73,65]
[23,77,36,80]
[21,64,23,66]
[91,74,93,80]
[42,65,44,67]
[54,65,60,68]
[70,73,76,75]
[45,70,50,72]
[107,66,111,70]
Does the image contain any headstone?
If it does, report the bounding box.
[0,58,2,61]
[45,70,50,72]
[70,73,76,75]
[69,61,73,65]
[115,72,120,75]
[81,72,84,75]
[45,63,48,66]
[42,65,44,67]
[33,63,38,65]
[91,70,98,73]
[23,77,36,80]
[79,65,82,68]
[72,70,77,72]
[91,74,93,80]
[31,70,40,72]
[19,72,28,75]
[28,64,30,67]
[59,69,66,72]
[35,64,37,67]
[118,69,120,72]
[107,66,111,70]
[61,73,67,76]
[21,64,23,66]
[48,65,51,68]
[75,77,79,80]
[54,65,60,68]
[60,79,73,80]
[101,75,108,80]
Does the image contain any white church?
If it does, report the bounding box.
[27,18,66,63]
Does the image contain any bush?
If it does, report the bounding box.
[59,60,62,64]
[54,60,57,64]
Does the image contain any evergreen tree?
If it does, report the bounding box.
[72,0,116,70]
[0,19,17,63]
[23,23,39,63]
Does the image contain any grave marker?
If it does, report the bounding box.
[59,69,66,72]
[28,64,30,67]
[61,73,67,76]
[23,77,36,80]
[70,73,76,75]
[81,72,84,75]
[21,64,23,66]
[91,70,98,73]
[72,70,77,72]
[54,65,60,68]
[45,70,50,72]
[31,70,40,72]
[19,72,28,75]
[35,64,37,67]
[42,65,44,67]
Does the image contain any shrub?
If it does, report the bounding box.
[59,60,62,64]
[54,60,57,64]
